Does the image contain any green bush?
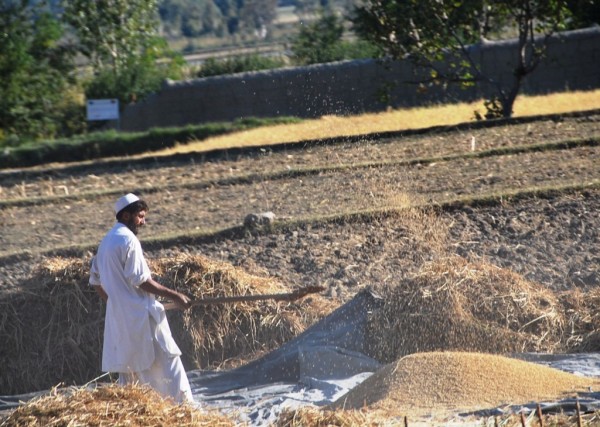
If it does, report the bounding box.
[196,53,287,78]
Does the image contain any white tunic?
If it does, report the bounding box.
[89,223,182,373]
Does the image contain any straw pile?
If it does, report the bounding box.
[0,257,104,396]
[557,286,600,353]
[274,406,381,426]
[150,253,334,369]
[0,253,332,395]
[1,383,235,426]
[330,351,600,417]
[365,255,568,362]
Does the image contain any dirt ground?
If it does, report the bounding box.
[0,111,599,426]
[0,113,599,301]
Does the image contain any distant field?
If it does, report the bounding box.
[152,89,600,156]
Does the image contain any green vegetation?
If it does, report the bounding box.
[0,116,302,169]
[352,0,573,118]
[0,0,78,142]
[0,0,597,150]
[160,0,279,39]
[62,0,185,109]
[291,12,381,65]
[196,53,286,77]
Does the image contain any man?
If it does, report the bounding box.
[89,193,194,403]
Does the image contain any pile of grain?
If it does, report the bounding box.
[331,351,599,416]
[1,383,234,426]
[0,253,332,395]
[366,255,567,362]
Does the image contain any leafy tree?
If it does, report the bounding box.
[291,12,345,64]
[239,0,278,36]
[62,0,160,72]
[85,37,185,107]
[62,0,184,108]
[213,0,244,35]
[159,0,225,37]
[352,0,572,118]
[566,0,600,28]
[0,0,77,142]
[291,11,381,65]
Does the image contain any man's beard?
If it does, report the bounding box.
[126,218,140,235]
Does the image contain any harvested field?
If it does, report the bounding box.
[1,109,600,424]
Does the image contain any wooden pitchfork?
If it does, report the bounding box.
[163,285,325,310]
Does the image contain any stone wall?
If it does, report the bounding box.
[121,27,600,131]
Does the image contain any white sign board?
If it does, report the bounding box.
[87,99,120,121]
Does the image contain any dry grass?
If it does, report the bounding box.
[153,89,600,156]
[275,405,600,426]
[0,254,333,395]
[365,255,600,363]
[365,255,565,362]
[1,383,235,426]
[151,253,335,369]
[4,382,599,427]
[0,257,104,397]
[274,406,390,426]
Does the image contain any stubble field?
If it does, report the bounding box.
[1,111,599,301]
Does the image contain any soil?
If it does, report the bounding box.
[1,113,599,301]
[0,111,599,423]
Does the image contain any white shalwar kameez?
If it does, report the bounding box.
[89,222,193,403]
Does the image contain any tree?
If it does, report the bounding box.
[291,11,381,65]
[0,0,76,142]
[352,0,572,118]
[291,12,345,64]
[62,0,160,72]
[62,0,184,107]
[566,0,600,28]
[159,0,225,37]
[239,0,278,37]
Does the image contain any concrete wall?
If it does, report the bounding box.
[121,27,600,131]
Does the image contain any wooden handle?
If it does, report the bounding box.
[163,285,324,310]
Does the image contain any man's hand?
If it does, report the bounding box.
[140,278,192,311]
[93,284,108,302]
[171,292,192,311]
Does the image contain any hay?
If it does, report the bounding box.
[274,406,383,426]
[149,253,334,369]
[558,287,600,353]
[366,255,567,362]
[0,257,104,396]
[1,383,235,426]
[330,351,600,417]
[0,253,332,395]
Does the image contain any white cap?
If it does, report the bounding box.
[114,193,140,215]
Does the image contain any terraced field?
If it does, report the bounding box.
[1,111,599,302]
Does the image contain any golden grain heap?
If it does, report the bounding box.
[0,253,332,395]
[1,383,235,427]
[330,351,599,417]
